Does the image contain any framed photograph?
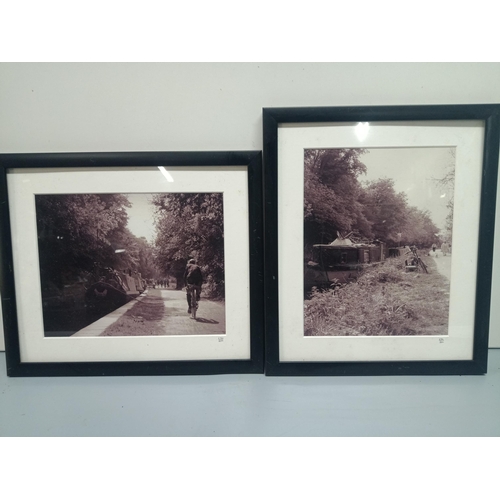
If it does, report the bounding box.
[0,151,264,376]
[263,104,500,376]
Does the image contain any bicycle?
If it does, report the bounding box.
[187,284,199,320]
[405,246,428,273]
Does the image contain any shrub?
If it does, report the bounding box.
[304,256,418,336]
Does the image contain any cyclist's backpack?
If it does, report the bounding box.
[186,264,202,284]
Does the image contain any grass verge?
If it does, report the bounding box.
[304,254,450,336]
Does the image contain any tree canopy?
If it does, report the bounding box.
[304,149,441,250]
[304,149,372,249]
[152,193,224,297]
[359,178,409,243]
[35,194,156,287]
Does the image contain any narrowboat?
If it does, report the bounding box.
[305,236,387,290]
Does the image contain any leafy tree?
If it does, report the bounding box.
[359,179,440,248]
[359,178,410,245]
[106,229,157,279]
[152,193,224,298]
[401,206,440,248]
[304,149,372,252]
[35,193,159,289]
[36,194,132,287]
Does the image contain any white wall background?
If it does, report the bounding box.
[1,63,500,439]
[1,63,499,350]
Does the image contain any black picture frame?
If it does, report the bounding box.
[263,104,500,376]
[0,151,264,376]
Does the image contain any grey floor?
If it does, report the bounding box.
[1,350,499,436]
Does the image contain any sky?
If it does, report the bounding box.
[358,147,454,232]
[124,194,157,242]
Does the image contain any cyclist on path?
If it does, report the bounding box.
[184,258,203,314]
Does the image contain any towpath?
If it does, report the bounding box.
[72,288,225,337]
[430,249,452,281]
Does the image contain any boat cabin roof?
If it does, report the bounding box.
[313,244,375,250]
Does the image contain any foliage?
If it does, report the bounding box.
[304,149,372,251]
[152,193,225,298]
[359,178,409,244]
[400,206,440,248]
[359,178,440,247]
[35,194,155,287]
[107,229,157,279]
[304,255,450,336]
[304,149,441,250]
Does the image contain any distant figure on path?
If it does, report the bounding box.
[430,243,438,257]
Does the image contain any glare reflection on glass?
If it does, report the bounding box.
[158,166,174,182]
[355,122,370,141]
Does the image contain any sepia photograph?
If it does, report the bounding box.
[304,147,455,337]
[35,191,226,338]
